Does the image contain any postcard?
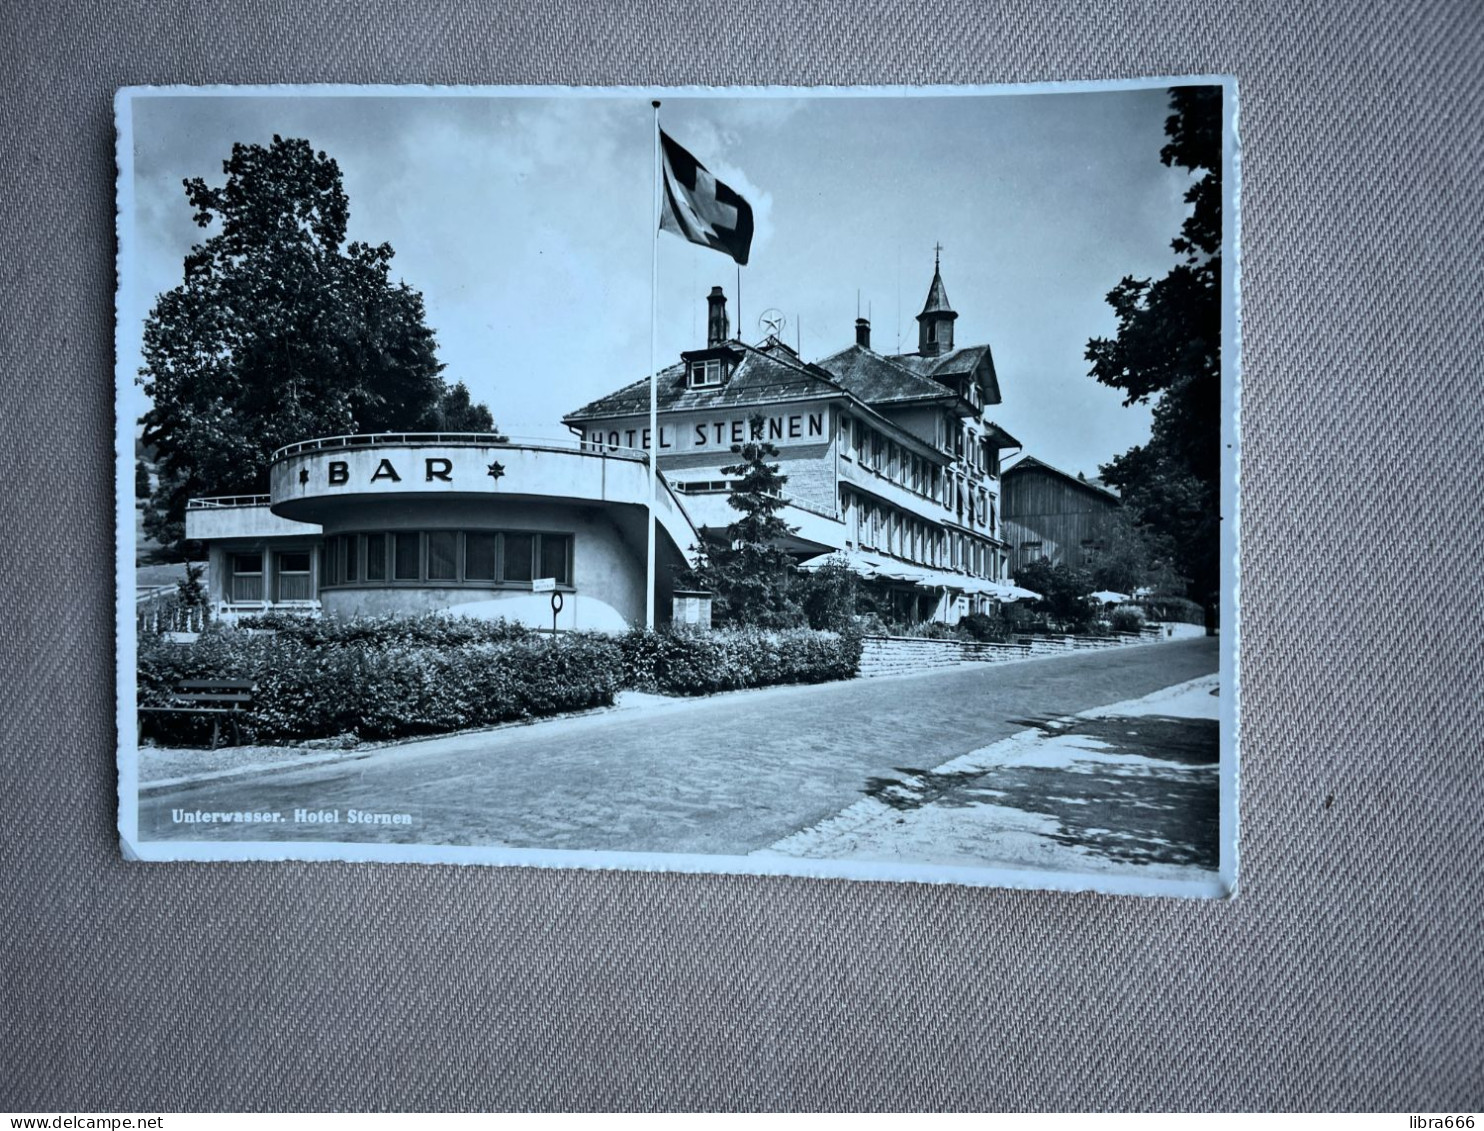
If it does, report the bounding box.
[117,79,1239,895]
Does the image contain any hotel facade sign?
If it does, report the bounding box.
[582,403,831,454]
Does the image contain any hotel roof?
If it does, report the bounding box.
[564,338,846,422]
[889,345,1001,404]
[812,343,960,407]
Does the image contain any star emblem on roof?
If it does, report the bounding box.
[298,468,310,485]
[486,461,505,481]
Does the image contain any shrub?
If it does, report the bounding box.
[1109,604,1146,632]
[1134,596,1205,625]
[620,625,861,696]
[235,611,536,648]
[911,620,959,641]
[956,611,1010,643]
[137,625,621,745]
[799,558,859,632]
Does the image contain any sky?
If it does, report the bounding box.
[120,84,1201,478]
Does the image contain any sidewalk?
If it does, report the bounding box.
[757,674,1222,881]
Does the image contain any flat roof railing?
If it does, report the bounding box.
[270,433,649,463]
[186,494,272,509]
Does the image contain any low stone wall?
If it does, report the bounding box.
[858,627,1160,678]
[1150,621,1208,640]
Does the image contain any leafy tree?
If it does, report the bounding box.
[799,556,858,632]
[1085,86,1223,604]
[1084,506,1182,595]
[429,381,498,433]
[690,413,803,627]
[1013,557,1095,628]
[139,135,495,551]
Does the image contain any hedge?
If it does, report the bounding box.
[138,618,861,747]
[1132,596,1206,625]
[234,610,535,648]
[620,625,862,695]
[138,626,622,745]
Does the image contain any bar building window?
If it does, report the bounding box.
[229,552,263,602]
[274,551,313,601]
[323,530,573,589]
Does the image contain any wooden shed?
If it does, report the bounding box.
[1001,455,1121,572]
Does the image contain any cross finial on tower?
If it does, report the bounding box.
[933,241,943,269]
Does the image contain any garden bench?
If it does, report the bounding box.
[138,678,257,750]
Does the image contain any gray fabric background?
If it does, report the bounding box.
[2,0,1481,1112]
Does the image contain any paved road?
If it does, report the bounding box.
[140,637,1219,857]
[766,673,1221,879]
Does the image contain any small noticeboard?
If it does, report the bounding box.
[531,577,557,593]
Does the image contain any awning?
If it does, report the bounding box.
[800,554,956,589]
[875,562,934,583]
[798,550,882,577]
[797,554,1041,599]
[986,581,1043,603]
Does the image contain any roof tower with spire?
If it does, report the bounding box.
[915,243,959,356]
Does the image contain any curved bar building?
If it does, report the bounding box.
[187,435,700,631]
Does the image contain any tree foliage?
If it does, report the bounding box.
[1085,86,1223,604]
[139,136,495,550]
[800,557,859,632]
[1013,557,1095,628]
[1083,506,1183,596]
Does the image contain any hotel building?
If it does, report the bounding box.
[564,260,1022,622]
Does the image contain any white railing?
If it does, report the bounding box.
[270,433,649,463]
[213,599,322,623]
[187,494,271,509]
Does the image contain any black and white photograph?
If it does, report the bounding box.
[116,80,1239,896]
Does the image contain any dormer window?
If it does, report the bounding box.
[688,358,724,388]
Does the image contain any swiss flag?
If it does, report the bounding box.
[658,129,754,266]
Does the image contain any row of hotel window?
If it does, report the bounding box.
[838,413,999,477]
[846,492,1001,578]
[225,531,573,602]
[837,414,995,522]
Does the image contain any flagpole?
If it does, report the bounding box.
[647,99,660,631]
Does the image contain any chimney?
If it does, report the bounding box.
[855,317,871,349]
[706,286,729,347]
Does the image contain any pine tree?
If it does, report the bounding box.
[699,413,803,627]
